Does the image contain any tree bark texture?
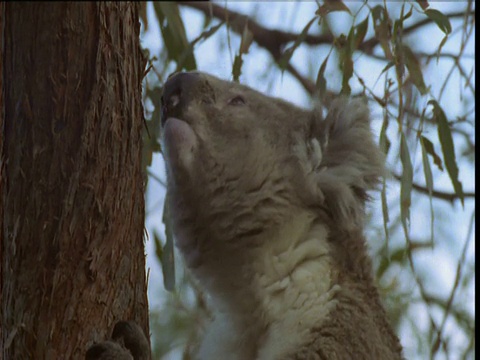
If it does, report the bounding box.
[1,3,149,359]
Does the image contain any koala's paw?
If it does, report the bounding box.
[86,341,133,360]
[86,321,150,360]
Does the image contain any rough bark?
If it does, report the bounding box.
[1,3,149,359]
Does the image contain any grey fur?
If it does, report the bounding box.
[160,71,402,359]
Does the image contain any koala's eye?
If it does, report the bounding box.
[228,96,246,106]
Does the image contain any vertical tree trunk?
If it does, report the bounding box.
[1,3,149,358]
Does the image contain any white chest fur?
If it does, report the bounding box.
[198,214,338,360]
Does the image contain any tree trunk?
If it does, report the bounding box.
[1,3,149,358]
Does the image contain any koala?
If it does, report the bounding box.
[160,72,403,359]
[87,71,403,359]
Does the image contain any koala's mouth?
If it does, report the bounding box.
[163,116,195,146]
[161,115,197,174]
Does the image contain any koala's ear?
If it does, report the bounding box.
[300,98,385,228]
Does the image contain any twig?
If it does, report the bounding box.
[180,2,474,99]
[431,210,475,355]
[391,172,475,204]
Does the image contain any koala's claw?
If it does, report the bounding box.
[86,321,150,360]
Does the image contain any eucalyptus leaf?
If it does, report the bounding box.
[402,45,428,95]
[420,138,435,245]
[354,15,369,48]
[400,133,413,240]
[425,8,452,35]
[154,2,196,71]
[420,135,443,171]
[316,1,352,17]
[315,53,330,101]
[429,100,464,205]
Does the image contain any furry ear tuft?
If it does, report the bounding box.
[303,98,385,229]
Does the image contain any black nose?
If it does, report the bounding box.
[161,72,201,126]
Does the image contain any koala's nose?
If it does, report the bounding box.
[161,72,202,126]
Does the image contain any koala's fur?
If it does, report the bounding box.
[159,72,403,360]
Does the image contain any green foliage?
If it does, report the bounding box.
[315,52,330,101]
[142,86,162,169]
[371,5,393,59]
[420,136,435,244]
[278,17,318,71]
[140,1,475,359]
[316,0,352,16]
[420,135,443,171]
[153,2,197,71]
[399,133,413,240]
[337,31,354,95]
[429,99,465,206]
[232,23,254,82]
[424,9,452,35]
[379,118,391,245]
[402,44,428,95]
[354,15,369,48]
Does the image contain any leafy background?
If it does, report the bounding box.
[138,1,475,359]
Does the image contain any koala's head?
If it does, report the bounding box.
[161,72,306,183]
[160,72,383,267]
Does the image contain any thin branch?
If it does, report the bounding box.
[420,52,475,61]
[360,11,475,54]
[180,1,476,204]
[180,2,474,98]
[181,2,473,54]
[147,169,166,187]
[373,95,475,146]
[285,63,316,95]
[421,292,474,332]
[404,243,442,360]
[438,8,475,102]
[391,173,475,204]
[180,1,319,96]
[367,51,475,62]
[431,210,475,355]
[455,60,475,96]
[180,1,335,50]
